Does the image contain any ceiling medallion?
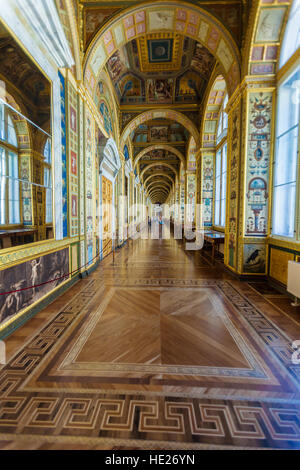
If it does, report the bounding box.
[137,33,183,72]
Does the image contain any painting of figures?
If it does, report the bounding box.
[191,43,215,76]
[175,70,203,102]
[150,149,165,159]
[147,79,173,103]
[118,74,145,104]
[84,8,120,47]
[150,126,168,141]
[107,49,128,81]
[0,248,69,326]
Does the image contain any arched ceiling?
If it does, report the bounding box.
[144,172,175,188]
[134,144,185,169]
[105,36,216,107]
[79,0,251,203]
[80,1,250,54]
[142,163,176,203]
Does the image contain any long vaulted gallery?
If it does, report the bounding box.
[0,0,299,452]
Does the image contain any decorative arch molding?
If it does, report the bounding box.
[147,180,172,191]
[149,189,169,198]
[149,193,170,202]
[134,144,186,169]
[148,185,171,196]
[243,0,292,78]
[83,1,241,97]
[100,137,121,176]
[121,109,200,150]
[144,172,175,188]
[94,70,120,145]
[125,158,133,177]
[150,194,169,202]
[149,186,169,195]
[140,161,178,180]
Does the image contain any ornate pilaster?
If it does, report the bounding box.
[185,171,196,226]
[225,77,276,275]
[199,150,214,229]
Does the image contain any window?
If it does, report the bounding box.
[0,102,20,225]
[214,144,227,227]
[279,0,300,68]
[214,95,228,227]
[43,138,52,224]
[216,94,228,145]
[272,65,300,238]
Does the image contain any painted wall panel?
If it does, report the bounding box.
[59,71,68,238]
[245,91,273,237]
[0,248,69,326]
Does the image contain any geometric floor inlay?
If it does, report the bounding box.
[59,287,265,378]
[1,237,300,449]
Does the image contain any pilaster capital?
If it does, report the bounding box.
[227,75,276,113]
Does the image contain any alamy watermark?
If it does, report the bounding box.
[102,200,205,251]
[292,340,300,365]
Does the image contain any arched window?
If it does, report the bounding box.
[0,102,20,225]
[216,93,228,145]
[272,1,300,239]
[43,138,52,224]
[214,94,228,227]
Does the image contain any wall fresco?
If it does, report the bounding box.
[202,153,214,227]
[85,107,95,266]
[245,91,272,237]
[0,248,69,326]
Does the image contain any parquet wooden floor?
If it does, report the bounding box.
[0,232,300,449]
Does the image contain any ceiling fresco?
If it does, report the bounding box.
[131,120,189,144]
[130,119,188,180]
[79,1,248,50]
[139,149,179,161]
[77,0,251,202]
[104,36,215,106]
